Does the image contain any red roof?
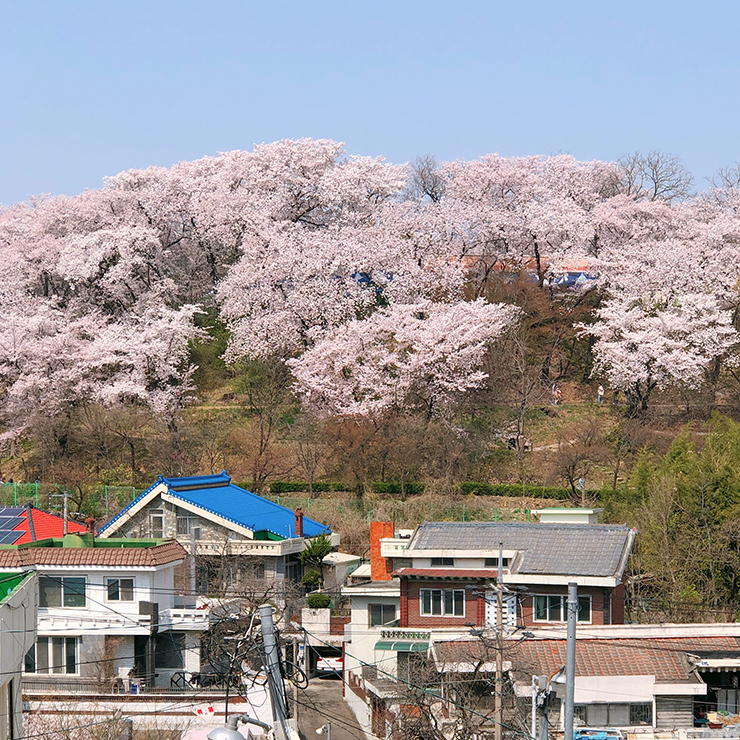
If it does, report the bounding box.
[433,636,740,684]
[14,509,87,543]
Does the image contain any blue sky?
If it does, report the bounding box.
[2,0,739,204]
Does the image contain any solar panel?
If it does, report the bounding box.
[0,531,22,545]
[0,517,20,531]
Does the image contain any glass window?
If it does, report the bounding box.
[39,577,61,608]
[453,590,464,616]
[107,578,134,601]
[548,595,562,621]
[534,595,548,621]
[150,510,164,538]
[24,638,77,675]
[431,590,442,615]
[63,578,86,607]
[430,558,454,567]
[51,638,64,674]
[39,577,86,608]
[577,596,591,623]
[36,639,48,673]
[370,604,396,626]
[65,637,77,674]
[420,589,464,617]
[630,703,652,725]
[533,595,592,623]
[422,590,431,615]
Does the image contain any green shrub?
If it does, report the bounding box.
[301,570,322,591]
[306,593,331,609]
[269,481,346,494]
[370,481,424,496]
[458,483,618,500]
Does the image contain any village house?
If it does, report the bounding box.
[0,504,208,691]
[97,472,337,595]
[341,512,636,740]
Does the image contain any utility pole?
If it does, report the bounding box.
[292,635,299,723]
[63,491,69,536]
[494,542,504,740]
[563,582,578,740]
[190,528,197,597]
[259,603,290,740]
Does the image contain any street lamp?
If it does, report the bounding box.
[316,723,331,740]
[532,668,566,740]
[207,715,272,740]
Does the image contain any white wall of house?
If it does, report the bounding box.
[0,573,37,740]
[24,559,207,684]
[343,585,400,738]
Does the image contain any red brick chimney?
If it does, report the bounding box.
[294,508,304,538]
[370,521,395,581]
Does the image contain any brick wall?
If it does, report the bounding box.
[403,579,485,628]
[369,522,395,581]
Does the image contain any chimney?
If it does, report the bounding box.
[25,503,36,542]
[370,521,395,581]
[294,508,304,538]
[85,516,96,535]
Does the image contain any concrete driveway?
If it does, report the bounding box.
[294,676,365,740]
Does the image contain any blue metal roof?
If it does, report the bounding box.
[99,471,330,539]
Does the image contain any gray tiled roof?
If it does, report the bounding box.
[407,522,634,578]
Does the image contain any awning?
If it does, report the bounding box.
[375,640,429,652]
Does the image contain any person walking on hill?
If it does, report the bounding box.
[597,384,604,405]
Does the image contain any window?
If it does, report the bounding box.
[149,509,164,538]
[107,578,134,601]
[430,558,454,567]
[420,589,464,617]
[370,604,397,626]
[484,557,510,568]
[574,703,649,727]
[629,703,652,725]
[24,637,77,674]
[39,576,86,608]
[533,595,591,623]
[176,513,201,539]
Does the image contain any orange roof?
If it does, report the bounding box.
[14,509,87,544]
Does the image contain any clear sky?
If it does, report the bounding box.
[2,0,739,204]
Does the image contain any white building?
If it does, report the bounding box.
[0,571,36,740]
[0,532,209,691]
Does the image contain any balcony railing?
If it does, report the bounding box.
[22,673,231,696]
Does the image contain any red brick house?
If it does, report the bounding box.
[342,514,637,740]
[388,520,635,630]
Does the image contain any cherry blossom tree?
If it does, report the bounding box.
[288,299,519,418]
[584,293,737,415]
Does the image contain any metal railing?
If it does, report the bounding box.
[22,675,228,696]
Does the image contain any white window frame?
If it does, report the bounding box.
[533,594,592,623]
[149,509,164,538]
[176,513,201,539]
[106,577,135,602]
[369,603,397,627]
[24,637,78,675]
[420,588,465,617]
[38,575,87,608]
